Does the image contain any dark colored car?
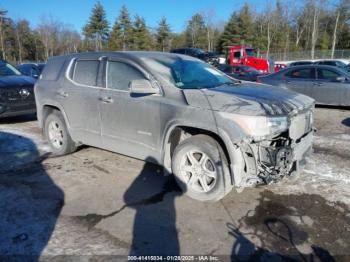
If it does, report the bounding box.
[170,48,219,66]
[16,63,45,78]
[314,60,350,72]
[217,64,262,82]
[257,64,350,106]
[0,61,36,118]
[35,51,314,202]
[288,61,314,67]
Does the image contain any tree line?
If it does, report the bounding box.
[0,0,349,63]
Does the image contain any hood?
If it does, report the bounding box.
[0,75,35,89]
[245,57,269,70]
[183,82,314,117]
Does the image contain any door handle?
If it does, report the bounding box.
[57,91,68,98]
[99,96,113,103]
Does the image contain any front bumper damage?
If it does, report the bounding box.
[233,111,314,188]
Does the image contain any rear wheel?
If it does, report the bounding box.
[172,135,233,201]
[44,110,77,156]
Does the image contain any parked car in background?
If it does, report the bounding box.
[0,60,36,118]
[274,63,287,72]
[35,51,314,202]
[314,60,350,72]
[170,48,219,66]
[288,61,314,67]
[217,64,262,81]
[16,63,45,79]
[257,64,350,106]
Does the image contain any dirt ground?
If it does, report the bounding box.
[0,106,349,261]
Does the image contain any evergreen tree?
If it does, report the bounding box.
[132,15,153,50]
[82,1,109,51]
[185,13,207,49]
[156,17,171,52]
[217,4,254,52]
[108,5,133,51]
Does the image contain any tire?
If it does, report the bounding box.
[44,110,77,156]
[172,135,233,202]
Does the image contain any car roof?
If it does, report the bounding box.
[266,64,348,78]
[49,51,199,63]
[284,64,342,70]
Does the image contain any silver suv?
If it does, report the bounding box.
[35,52,314,201]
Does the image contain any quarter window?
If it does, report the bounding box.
[73,60,100,86]
[107,61,145,91]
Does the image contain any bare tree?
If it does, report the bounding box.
[37,16,62,60]
[0,9,8,60]
[331,11,340,58]
[14,22,22,63]
[310,0,321,59]
[202,9,216,51]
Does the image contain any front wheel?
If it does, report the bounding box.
[172,135,233,201]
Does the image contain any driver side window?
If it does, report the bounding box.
[107,61,145,91]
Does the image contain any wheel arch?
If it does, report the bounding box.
[162,124,242,184]
[39,102,70,131]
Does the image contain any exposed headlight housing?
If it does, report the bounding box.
[220,112,288,137]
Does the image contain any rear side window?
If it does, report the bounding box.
[317,68,340,80]
[285,68,315,79]
[73,60,99,86]
[107,61,145,91]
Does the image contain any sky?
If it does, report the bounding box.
[0,0,269,33]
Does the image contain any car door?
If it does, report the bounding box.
[283,67,315,97]
[58,58,103,146]
[99,59,162,161]
[313,68,345,105]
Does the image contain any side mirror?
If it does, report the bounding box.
[335,76,346,82]
[129,79,159,95]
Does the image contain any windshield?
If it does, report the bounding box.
[245,49,256,57]
[0,63,21,76]
[141,56,236,89]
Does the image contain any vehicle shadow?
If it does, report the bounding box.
[0,131,63,261]
[341,117,350,127]
[124,157,183,256]
[0,113,37,124]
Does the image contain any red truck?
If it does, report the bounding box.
[225,45,273,74]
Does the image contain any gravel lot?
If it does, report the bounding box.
[0,107,349,261]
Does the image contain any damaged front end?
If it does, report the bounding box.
[232,109,314,188]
